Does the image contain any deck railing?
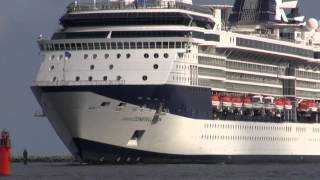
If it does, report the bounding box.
[66,1,212,15]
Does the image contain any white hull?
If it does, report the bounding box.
[35,88,320,163]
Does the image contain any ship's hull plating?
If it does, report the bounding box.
[32,85,320,163]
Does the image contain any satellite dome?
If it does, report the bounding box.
[307,18,319,31]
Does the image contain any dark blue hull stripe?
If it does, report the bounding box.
[73,138,320,164]
[35,85,213,120]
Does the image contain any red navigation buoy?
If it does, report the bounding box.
[0,130,11,176]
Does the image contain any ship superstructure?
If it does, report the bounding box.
[32,0,320,163]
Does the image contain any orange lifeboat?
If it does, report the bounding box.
[284,99,292,110]
[309,101,318,112]
[243,96,252,109]
[298,100,317,112]
[231,96,242,108]
[211,95,220,107]
[221,96,232,108]
[274,98,284,111]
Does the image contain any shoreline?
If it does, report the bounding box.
[11,156,76,163]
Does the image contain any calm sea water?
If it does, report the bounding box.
[2,163,320,180]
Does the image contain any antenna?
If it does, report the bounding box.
[94,0,96,9]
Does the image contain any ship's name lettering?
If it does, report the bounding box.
[123,117,154,122]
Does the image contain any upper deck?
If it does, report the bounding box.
[66,1,212,15]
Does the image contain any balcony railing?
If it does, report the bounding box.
[66,1,212,15]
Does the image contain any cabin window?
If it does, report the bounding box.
[90,65,95,70]
[142,75,148,81]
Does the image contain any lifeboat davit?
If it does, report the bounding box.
[274,98,284,111]
[211,95,220,107]
[284,99,292,110]
[221,96,232,108]
[231,96,242,109]
[299,100,318,112]
[264,96,275,110]
[243,96,252,109]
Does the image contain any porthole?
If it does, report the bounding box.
[75,76,80,81]
[154,53,159,59]
[126,53,131,59]
[117,53,121,59]
[49,65,54,71]
[90,65,95,70]
[105,54,109,59]
[109,64,114,70]
[117,76,122,81]
[144,53,149,59]
[153,64,159,69]
[52,77,57,82]
[103,76,108,81]
[164,53,169,59]
[58,54,63,60]
[88,76,93,81]
[84,54,88,59]
[101,102,110,107]
[142,75,148,81]
[93,54,98,59]
[49,55,55,60]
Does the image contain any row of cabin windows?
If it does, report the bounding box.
[226,72,281,85]
[40,41,188,51]
[198,56,225,67]
[204,123,292,132]
[227,60,284,75]
[49,63,159,72]
[313,128,320,133]
[49,52,169,61]
[296,81,320,89]
[296,70,320,80]
[310,138,320,142]
[201,135,298,142]
[50,75,148,82]
[236,37,315,58]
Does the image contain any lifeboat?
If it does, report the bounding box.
[243,96,252,109]
[221,96,232,108]
[309,101,318,112]
[284,99,292,110]
[298,100,318,112]
[274,98,284,111]
[211,95,220,107]
[231,96,242,109]
[252,95,264,109]
[264,96,275,110]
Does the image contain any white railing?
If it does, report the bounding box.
[32,80,126,87]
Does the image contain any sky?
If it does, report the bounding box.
[0,0,320,156]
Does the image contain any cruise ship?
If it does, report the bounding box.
[32,0,320,163]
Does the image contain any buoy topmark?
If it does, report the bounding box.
[0,130,11,176]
